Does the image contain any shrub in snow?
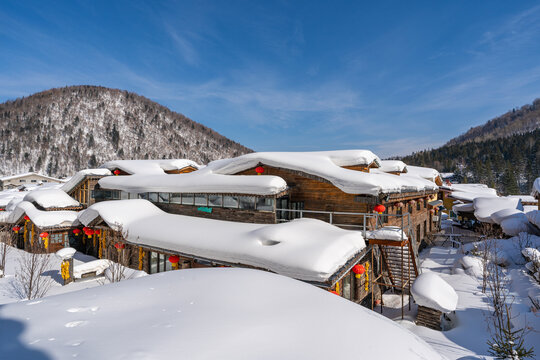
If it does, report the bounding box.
[11,252,53,300]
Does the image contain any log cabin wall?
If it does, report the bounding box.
[155,203,276,224]
[68,176,104,208]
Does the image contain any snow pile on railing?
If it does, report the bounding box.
[23,189,80,209]
[411,272,458,313]
[101,159,200,175]
[78,200,366,283]
[366,226,408,241]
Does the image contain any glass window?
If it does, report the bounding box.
[256,197,274,211]
[150,252,158,274]
[129,192,138,199]
[31,180,37,183]
[121,191,129,200]
[195,194,207,206]
[208,194,222,207]
[182,193,194,205]
[342,274,352,300]
[158,193,170,203]
[139,193,149,200]
[20,179,26,183]
[50,233,64,244]
[238,196,255,210]
[170,193,181,204]
[148,192,159,202]
[416,202,421,211]
[223,195,238,208]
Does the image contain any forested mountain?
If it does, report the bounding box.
[0,86,251,177]
[447,98,540,145]
[401,129,539,195]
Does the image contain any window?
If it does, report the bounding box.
[182,193,194,205]
[170,193,181,204]
[208,194,222,207]
[42,180,48,182]
[256,197,274,212]
[31,180,37,183]
[342,274,352,300]
[139,193,149,200]
[408,204,413,214]
[158,193,170,203]
[223,195,238,208]
[148,193,159,202]
[19,179,26,183]
[50,233,66,246]
[195,194,207,206]
[397,208,402,216]
[238,196,255,210]
[424,220,427,236]
[121,191,129,200]
[129,192,138,199]
[149,252,173,274]
[416,202,421,211]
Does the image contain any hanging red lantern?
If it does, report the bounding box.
[73,228,81,235]
[12,225,21,233]
[113,169,121,176]
[94,229,101,235]
[168,255,180,264]
[85,229,94,238]
[255,166,264,175]
[114,242,125,250]
[352,264,365,278]
[24,215,30,221]
[83,227,89,232]
[373,204,386,214]
[39,232,49,239]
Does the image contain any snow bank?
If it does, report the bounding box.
[379,160,407,173]
[73,259,111,278]
[366,226,407,241]
[78,200,366,283]
[522,247,540,262]
[56,247,77,260]
[23,189,80,209]
[457,255,484,277]
[61,169,112,193]
[473,196,523,224]
[526,210,540,228]
[101,159,200,175]
[0,268,444,360]
[6,201,78,228]
[207,150,438,195]
[531,177,540,198]
[411,272,458,313]
[99,171,288,195]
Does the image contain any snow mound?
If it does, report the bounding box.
[366,226,407,241]
[56,247,77,260]
[411,272,458,313]
[101,159,200,175]
[379,160,407,173]
[0,268,444,360]
[73,259,111,278]
[457,255,484,277]
[526,210,540,228]
[23,189,80,209]
[78,200,366,283]
[473,196,523,224]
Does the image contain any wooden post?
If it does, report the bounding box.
[61,258,74,285]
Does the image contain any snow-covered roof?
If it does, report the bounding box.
[532,177,540,198]
[0,268,444,360]
[98,171,288,196]
[78,200,366,283]
[61,169,112,193]
[23,189,80,209]
[0,172,63,182]
[411,272,458,313]
[207,151,438,196]
[444,183,498,202]
[2,201,78,228]
[404,165,441,184]
[452,202,475,214]
[505,195,537,203]
[101,159,200,175]
[379,160,407,173]
[473,197,523,224]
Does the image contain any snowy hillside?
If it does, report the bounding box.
[0,86,251,177]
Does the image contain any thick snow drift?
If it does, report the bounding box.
[99,171,288,195]
[473,196,523,224]
[77,200,365,283]
[0,268,444,360]
[61,169,112,193]
[379,160,407,173]
[101,159,200,175]
[405,165,441,183]
[411,272,458,313]
[23,189,80,209]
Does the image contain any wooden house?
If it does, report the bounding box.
[61,169,112,207]
[0,172,63,190]
[100,159,200,175]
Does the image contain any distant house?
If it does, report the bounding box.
[532,178,540,210]
[0,172,63,190]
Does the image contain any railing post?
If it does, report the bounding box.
[329,212,333,224]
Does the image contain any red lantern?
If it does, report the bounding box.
[85,229,94,238]
[352,264,365,278]
[113,169,121,176]
[73,228,81,235]
[39,232,49,239]
[255,166,264,175]
[12,226,21,233]
[24,215,30,221]
[168,255,180,264]
[83,227,89,232]
[330,290,340,295]
[94,229,101,235]
[114,243,125,250]
[373,204,386,214]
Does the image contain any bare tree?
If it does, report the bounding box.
[102,227,131,284]
[485,242,534,359]
[11,251,53,300]
[0,229,13,278]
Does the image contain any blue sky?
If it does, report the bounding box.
[1,1,539,157]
